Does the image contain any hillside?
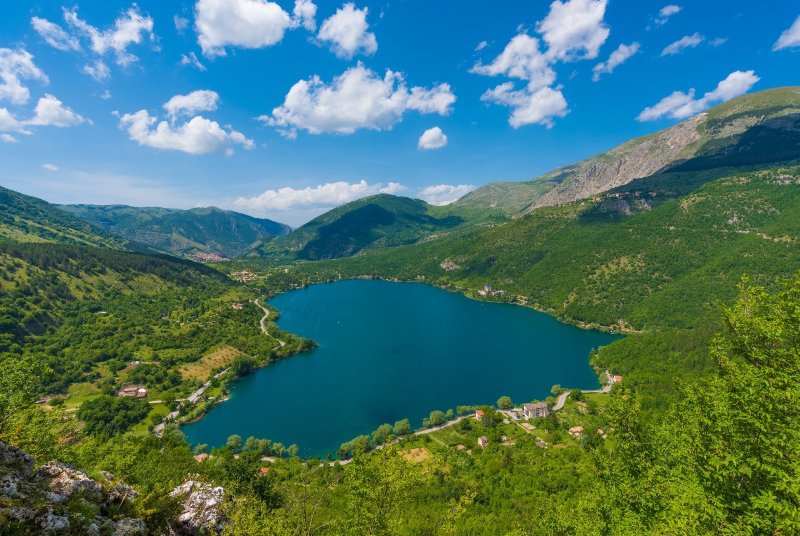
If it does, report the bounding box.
[456,87,800,214]
[59,204,291,260]
[0,186,123,249]
[256,194,503,261]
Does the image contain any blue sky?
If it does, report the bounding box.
[0,0,798,226]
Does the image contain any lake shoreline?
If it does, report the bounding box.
[182,278,621,456]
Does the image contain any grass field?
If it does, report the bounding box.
[179,346,245,381]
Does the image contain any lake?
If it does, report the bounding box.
[182,279,621,457]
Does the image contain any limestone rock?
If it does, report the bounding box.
[170,480,226,534]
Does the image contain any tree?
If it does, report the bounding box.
[429,410,445,427]
[393,418,411,436]
[497,395,513,409]
[287,444,299,457]
[372,423,393,445]
[550,384,562,396]
[227,434,242,452]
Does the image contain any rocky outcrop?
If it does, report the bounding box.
[169,480,226,534]
[524,114,706,212]
[0,441,146,535]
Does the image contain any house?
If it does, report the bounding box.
[475,409,485,421]
[568,426,584,438]
[194,453,209,463]
[231,302,244,310]
[259,467,270,476]
[535,438,547,448]
[477,436,489,448]
[613,375,623,384]
[522,402,550,419]
[117,384,147,398]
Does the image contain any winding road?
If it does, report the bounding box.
[254,298,286,349]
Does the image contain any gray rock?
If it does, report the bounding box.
[0,440,35,478]
[113,517,147,536]
[35,462,104,501]
[170,480,226,534]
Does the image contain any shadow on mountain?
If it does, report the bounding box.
[297,204,464,260]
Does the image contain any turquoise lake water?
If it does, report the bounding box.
[182,279,621,457]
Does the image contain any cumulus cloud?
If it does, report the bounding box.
[481,83,568,128]
[0,108,25,133]
[43,163,59,171]
[0,133,17,143]
[119,111,253,155]
[475,40,489,52]
[655,5,681,25]
[195,0,292,57]
[180,52,207,71]
[63,6,155,66]
[82,60,111,82]
[293,0,318,31]
[637,70,760,121]
[27,94,86,127]
[537,0,609,61]
[417,184,474,205]
[661,32,704,56]
[418,126,448,150]
[31,17,80,51]
[317,3,377,58]
[163,90,220,120]
[592,42,640,81]
[0,48,48,106]
[471,34,555,90]
[261,63,455,136]
[119,92,253,155]
[774,14,800,51]
[232,180,405,212]
[472,0,609,128]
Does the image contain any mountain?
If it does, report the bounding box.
[59,204,291,259]
[456,87,800,215]
[256,193,503,261]
[0,185,123,249]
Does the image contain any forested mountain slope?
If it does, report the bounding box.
[60,204,291,259]
[455,87,800,214]
[0,186,123,249]
[256,193,503,261]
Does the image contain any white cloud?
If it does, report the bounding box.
[293,0,318,31]
[27,94,86,127]
[42,163,59,171]
[0,48,48,106]
[710,37,727,47]
[119,93,253,155]
[537,0,609,61]
[475,40,488,52]
[163,90,220,120]
[82,60,111,82]
[195,0,292,57]
[481,83,568,128]
[64,6,155,66]
[592,42,640,81]
[0,108,25,133]
[637,70,760,121]
[100,90,112,100]
[471,34,555,90]
[417,184,474,205]
[418,126,448,150]
[180,52,207,71]
[262,63,455,136]
[174,15,190,32]
[661,32,704,56]
[655,5,681,25]
[317,3,377,59]
[232,180,405,212]
[31,17,80,51]
[472,0,609,129]
[0,133,16,143]
[774,15,800,51]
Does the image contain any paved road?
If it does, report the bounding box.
[553,391,571,411]
[254,298,286,349]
